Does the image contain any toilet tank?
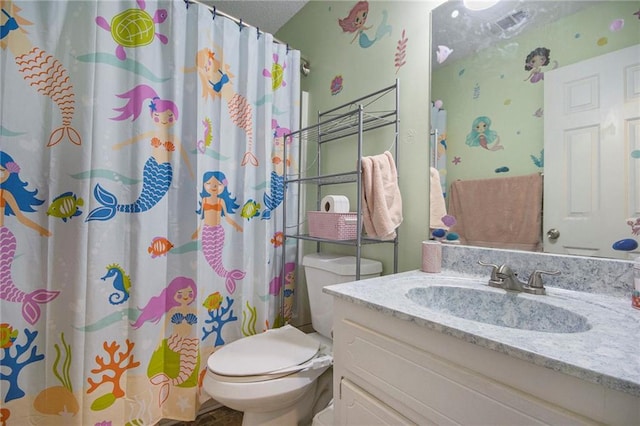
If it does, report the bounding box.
[302,253,382,339]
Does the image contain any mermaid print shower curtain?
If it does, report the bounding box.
[0,0,300,423]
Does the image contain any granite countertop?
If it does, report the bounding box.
[324,269,640,397]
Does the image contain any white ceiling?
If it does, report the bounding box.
[199,0,308,36]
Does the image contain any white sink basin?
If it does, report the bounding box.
[406,286,591,333]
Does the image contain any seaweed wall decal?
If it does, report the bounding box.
[395,29,408,74]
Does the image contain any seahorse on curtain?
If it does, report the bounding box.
[131,277,200,407]
[86,84,194,222]
[0,4,81,146]
[192,171,246,294]
[193,47,257,167]
[0,151,58,325]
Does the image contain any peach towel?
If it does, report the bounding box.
[361,151,403,240]
[430,167,449,230]
[448,173,542,251]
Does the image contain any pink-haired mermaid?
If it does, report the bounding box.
[131,277,200,406]
[86,84,194,222]
[193,171,245,294]
[0,151,57,325]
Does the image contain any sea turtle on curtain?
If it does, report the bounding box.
[95,0,168,61]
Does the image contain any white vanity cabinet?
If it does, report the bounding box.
[331,297,640,425]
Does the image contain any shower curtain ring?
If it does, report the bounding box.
[211,6,216,20]
[238,19,244,31]
[184,0,189,9]
[257,27,261,39]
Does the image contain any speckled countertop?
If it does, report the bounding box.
[324,269,640,397]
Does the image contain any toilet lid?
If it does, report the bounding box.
[208,325,320,376]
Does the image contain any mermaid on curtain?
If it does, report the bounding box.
[131,276,200,407]
[0,151,57,325]
[0,1,301,424]
[193,47,258,166]
[86,84,194,222]
[0,4,81,146]
[192,171,246,294]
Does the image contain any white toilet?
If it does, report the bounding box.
[202,252,382,426]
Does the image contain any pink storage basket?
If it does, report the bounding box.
[307,211,360,240]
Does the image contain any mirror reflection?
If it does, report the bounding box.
[430,0,640,259]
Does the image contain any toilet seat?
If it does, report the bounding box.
[208,325,325,381]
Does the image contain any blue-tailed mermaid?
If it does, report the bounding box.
[86,84,194,221]
[193,47,257,166]
[192,171,245,294]
[1,3,81,146]
[261,119,294,220]
[0,151,58,325]
[131,277,199,407]
[338,1,391,49]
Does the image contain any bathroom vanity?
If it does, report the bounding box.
[325,266,640,425]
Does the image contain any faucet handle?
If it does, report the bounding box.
[478,260,500,280]
[528,269,560,289]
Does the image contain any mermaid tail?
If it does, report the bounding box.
[227,94,257,166]
[15,47,81,146]
[86,157,172,221]
[261,171,284,220]
[0,227,59,324]
[201,225,245,294]
[166,335,199,386]
[150,373,171,406]
[376,10,392,40]
[358,10,392,49]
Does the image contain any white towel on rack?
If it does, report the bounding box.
[361,151,403,240]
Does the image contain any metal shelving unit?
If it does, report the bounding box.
[281,80,400,292]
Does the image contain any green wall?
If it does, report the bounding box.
[277,1,443,275]
[432,2,640,187]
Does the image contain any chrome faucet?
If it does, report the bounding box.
[478,261,560,295]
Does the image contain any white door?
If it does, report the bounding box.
[544,44,640,259]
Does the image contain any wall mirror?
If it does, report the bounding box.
[429,0,640,259]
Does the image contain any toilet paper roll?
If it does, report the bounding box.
[321,195,350,213]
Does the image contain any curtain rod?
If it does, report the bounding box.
[182,0,310,72]
[183,0,287,44]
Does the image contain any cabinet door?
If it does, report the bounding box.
[339,378,416,425]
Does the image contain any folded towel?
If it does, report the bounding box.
[361,151,403,240]
[429,167,448,230]
[448,173,542,251]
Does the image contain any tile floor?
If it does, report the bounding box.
[174,405,243,426]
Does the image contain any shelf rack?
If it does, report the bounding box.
[281,80,400,298]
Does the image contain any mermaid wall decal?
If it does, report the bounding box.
[193,47,257,167]
[131,276,200,406]
[0,151,58,325]
[338,1,392,49]
[0,3,81,146]
[192,171,245,294]
[86,84,194,222]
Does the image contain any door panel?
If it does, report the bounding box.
[544,44,640,258]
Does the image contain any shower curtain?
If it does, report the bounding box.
[430,101,447,197]
[0,0,300,424]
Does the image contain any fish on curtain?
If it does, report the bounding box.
[0,0,301,424]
